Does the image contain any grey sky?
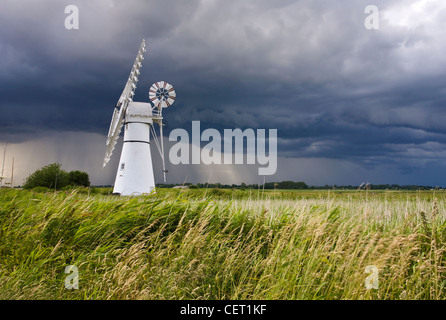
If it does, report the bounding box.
[1,0,446,186]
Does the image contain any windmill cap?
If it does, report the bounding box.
[126,102,153,123]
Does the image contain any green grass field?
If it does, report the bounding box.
[0,187,445,299]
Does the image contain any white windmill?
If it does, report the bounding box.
[103,39,176,196]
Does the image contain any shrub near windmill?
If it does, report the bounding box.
[23,163,90,190]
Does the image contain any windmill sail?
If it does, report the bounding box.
[103,39,147,168]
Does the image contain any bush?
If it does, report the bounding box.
[68,171,90,187]
[23,163,90,190]
[23,163,68,190]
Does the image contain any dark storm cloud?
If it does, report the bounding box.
[1,0,446,185]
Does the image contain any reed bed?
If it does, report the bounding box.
[0,188,445,299]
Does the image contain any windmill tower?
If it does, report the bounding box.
[103,39,176,196]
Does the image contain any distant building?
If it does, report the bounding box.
[173,186,189,189]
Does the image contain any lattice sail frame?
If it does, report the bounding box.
[103,39,146,168]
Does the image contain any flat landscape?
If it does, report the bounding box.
[0,187,445,299]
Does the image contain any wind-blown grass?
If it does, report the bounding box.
[0,188,445,299]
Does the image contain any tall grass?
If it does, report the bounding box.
[0,188,445,299]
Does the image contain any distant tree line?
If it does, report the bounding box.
[157,181,309,189]
[23,163,90,190]
[309,184,440,190]
[158,181,441,190]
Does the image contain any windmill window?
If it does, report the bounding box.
[120,163,125,170]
